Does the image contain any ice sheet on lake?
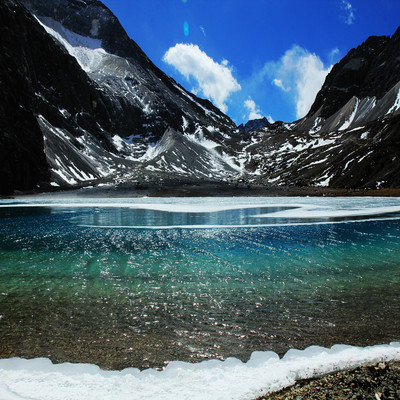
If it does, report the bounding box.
[1,197,400,227]
[254,204,400,219]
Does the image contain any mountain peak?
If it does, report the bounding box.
[239,117,271,133]
[20,0,147,61]
[308,26,400,119]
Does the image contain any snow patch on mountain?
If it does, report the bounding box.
[137,128,243,180]
[35,16,107,73]
[37,115,126,186]
[339,98,359,131]
[309,117,322,134]
[387,87,400,114]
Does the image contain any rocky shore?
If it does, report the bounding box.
[6,182,400,199]
[258,361,400,400]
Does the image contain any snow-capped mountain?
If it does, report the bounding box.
[0,0,399,194]
[244,27,400,189]
[0,0,240,194]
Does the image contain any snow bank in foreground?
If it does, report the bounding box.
[0,343,399,400]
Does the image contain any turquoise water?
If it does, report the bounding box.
[0,198,400,369]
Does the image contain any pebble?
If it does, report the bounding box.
[257,361,400,400]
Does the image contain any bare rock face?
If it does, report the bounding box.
[239,118,271,133]
[308,27,400,119]
[1,0,126,194]
[20,0,155,60]
[0,0,50,194]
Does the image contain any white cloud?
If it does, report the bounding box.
[163,43,241,113]
[272,78,290,92]
[341,0,355,25]
[244,98,263,121]
[262,45,331,119]
[328,48,340,65]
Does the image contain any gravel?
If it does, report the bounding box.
[257,362,400,400]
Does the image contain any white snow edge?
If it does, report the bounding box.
[0,343,399,400]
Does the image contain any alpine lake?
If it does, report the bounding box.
[0,196,399,370]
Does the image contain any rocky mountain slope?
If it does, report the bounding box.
[0,0,239,194]
[0,0,399,194]
[245,27,400,189]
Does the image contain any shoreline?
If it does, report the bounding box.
[258,361,400,400]
[4,183,400,199]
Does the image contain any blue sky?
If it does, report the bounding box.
[101,0,400,124]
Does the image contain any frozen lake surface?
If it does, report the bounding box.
[0,196,399,399]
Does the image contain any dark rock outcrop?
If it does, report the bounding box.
[239,117,271,133]
[0,0,51,194]
[308,27,400,119]
[0,0,122,194]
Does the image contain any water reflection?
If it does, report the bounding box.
[70,207,297,227]
[69,206,400,228]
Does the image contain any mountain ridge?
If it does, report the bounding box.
[307,26,400,120]
[1,0,399,194]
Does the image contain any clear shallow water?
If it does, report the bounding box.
[0,197,400,370]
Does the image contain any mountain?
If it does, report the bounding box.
[238,117,271,133]
[0,0,239,194]
[0,0,399,195]
[245,27,400,189]
[307,29,400,121]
